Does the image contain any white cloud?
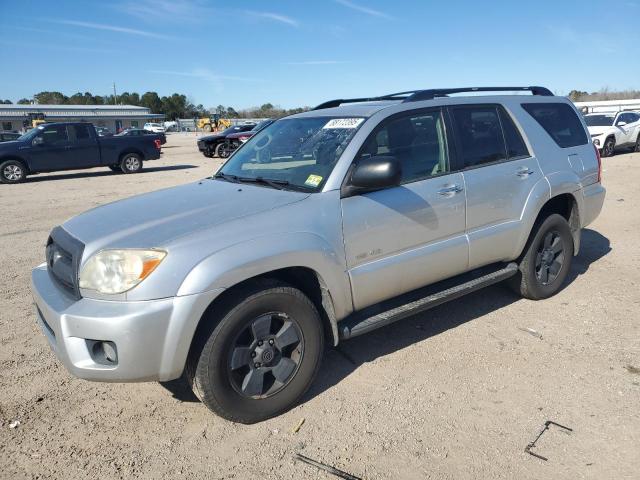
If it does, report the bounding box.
[245,11,299,27]
[150,69,259,83]
[50,19,171,39]
[334,0,394,19]
[285,60,350,65]
[115,0,212,23]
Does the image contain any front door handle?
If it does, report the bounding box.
[437,184,464,196]
[516,167,534,177]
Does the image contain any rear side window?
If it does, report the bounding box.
[498,109,529,159]
[68,124,91,141]
[522,103,588,148]
[450,106,506,167]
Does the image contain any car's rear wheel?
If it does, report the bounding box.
[120,153,143,173]
[185,280,324,424]
[0,160,27,184]
[510,214,574,300]
[602,137,616,157]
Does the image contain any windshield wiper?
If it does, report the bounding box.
[237,176,291,190]
[213,172,240,183]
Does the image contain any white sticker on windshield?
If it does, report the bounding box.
[322,118,364,129]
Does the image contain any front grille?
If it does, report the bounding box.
[46,226,84,300]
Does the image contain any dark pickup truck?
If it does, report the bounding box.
[0,122,162,184]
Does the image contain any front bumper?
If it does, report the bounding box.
[31,264,223,382]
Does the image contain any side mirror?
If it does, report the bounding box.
[617,121,627,126]
[32,136,44,146]
[342,155,402,197]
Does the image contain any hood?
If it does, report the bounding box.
[587,126,610,136]
[62,180,309,249]
[199,134,224,141]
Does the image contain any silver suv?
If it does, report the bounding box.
[31,87,606,423]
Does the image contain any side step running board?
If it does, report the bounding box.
[339,262,519,340]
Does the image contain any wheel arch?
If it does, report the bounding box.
[517,191,581,260]
[118,148,145,161]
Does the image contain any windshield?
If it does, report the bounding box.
[217,116,365,191]
[18,127,42,141]
[584,115,614,127]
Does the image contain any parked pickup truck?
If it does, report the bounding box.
[0,122,162,183]
[31,87,605,424]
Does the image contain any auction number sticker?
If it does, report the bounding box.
[322,118,364,129]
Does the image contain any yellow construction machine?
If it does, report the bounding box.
[197,114,232,132]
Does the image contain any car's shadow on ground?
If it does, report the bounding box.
[25,165,197,183]
[161,229,611,407]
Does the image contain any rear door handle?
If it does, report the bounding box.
[516,167,534,177]
[437,184,464,196]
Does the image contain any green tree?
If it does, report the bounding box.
[17,98,31,104]
[34,91,68,104]
[140,91,163,113]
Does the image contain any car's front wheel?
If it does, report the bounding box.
[185,280,324,424]
[217,143,230,159]
[510,214,574,300]
[0,160,27,184]
[602,137,616,157]
[120,153,143,173]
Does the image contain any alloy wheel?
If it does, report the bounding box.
[3,164,23,181]
[125,156,140,171]
[227,312,304,399]
[535,231,565,285]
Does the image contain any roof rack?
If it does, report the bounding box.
[312,86,553,110]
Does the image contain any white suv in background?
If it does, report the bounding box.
[584,111,640,157]
[143,122,166,133]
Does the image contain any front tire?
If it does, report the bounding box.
[602,137,616,157]
[0,160,27,184]
[120,153,143,173]
[635,134,640,153]
[510,214,574,300]
[217,143,230,159]
[185,280,324,424]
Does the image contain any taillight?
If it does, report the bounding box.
[239,135,250,143]
[154,139,161,149]
[593,142,601,183]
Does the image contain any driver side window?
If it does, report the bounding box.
[359,110,449,184]
[40,125,68,145]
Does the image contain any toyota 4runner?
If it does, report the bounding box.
[31,87,606,423]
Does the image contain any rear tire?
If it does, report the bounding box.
[185,280,324,424]
[120,153,143,173]
[510,214,574,300]
[602,136,615,157]
[0,159,27,184]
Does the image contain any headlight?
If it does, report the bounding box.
[79,249,167,294]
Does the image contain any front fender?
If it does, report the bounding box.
[176,232,353,321]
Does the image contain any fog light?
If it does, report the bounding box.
[89,340,118,365]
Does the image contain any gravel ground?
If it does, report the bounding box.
[0,133,638,480]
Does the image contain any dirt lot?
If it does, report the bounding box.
[0,133,638,480]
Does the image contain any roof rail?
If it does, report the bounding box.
[403,86,554,103]
[312,86,553,110]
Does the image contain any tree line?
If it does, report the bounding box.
[567,88,640,102]
[0,91,309,120]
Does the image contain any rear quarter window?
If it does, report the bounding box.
[522,103,588,148]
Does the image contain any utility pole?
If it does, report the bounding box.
[113,82,118,105]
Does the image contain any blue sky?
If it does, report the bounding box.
[1,0,639,109]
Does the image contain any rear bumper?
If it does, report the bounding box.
[31,264,223,382]
[581,183,606,227]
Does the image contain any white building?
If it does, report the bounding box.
[0,104,164,133]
